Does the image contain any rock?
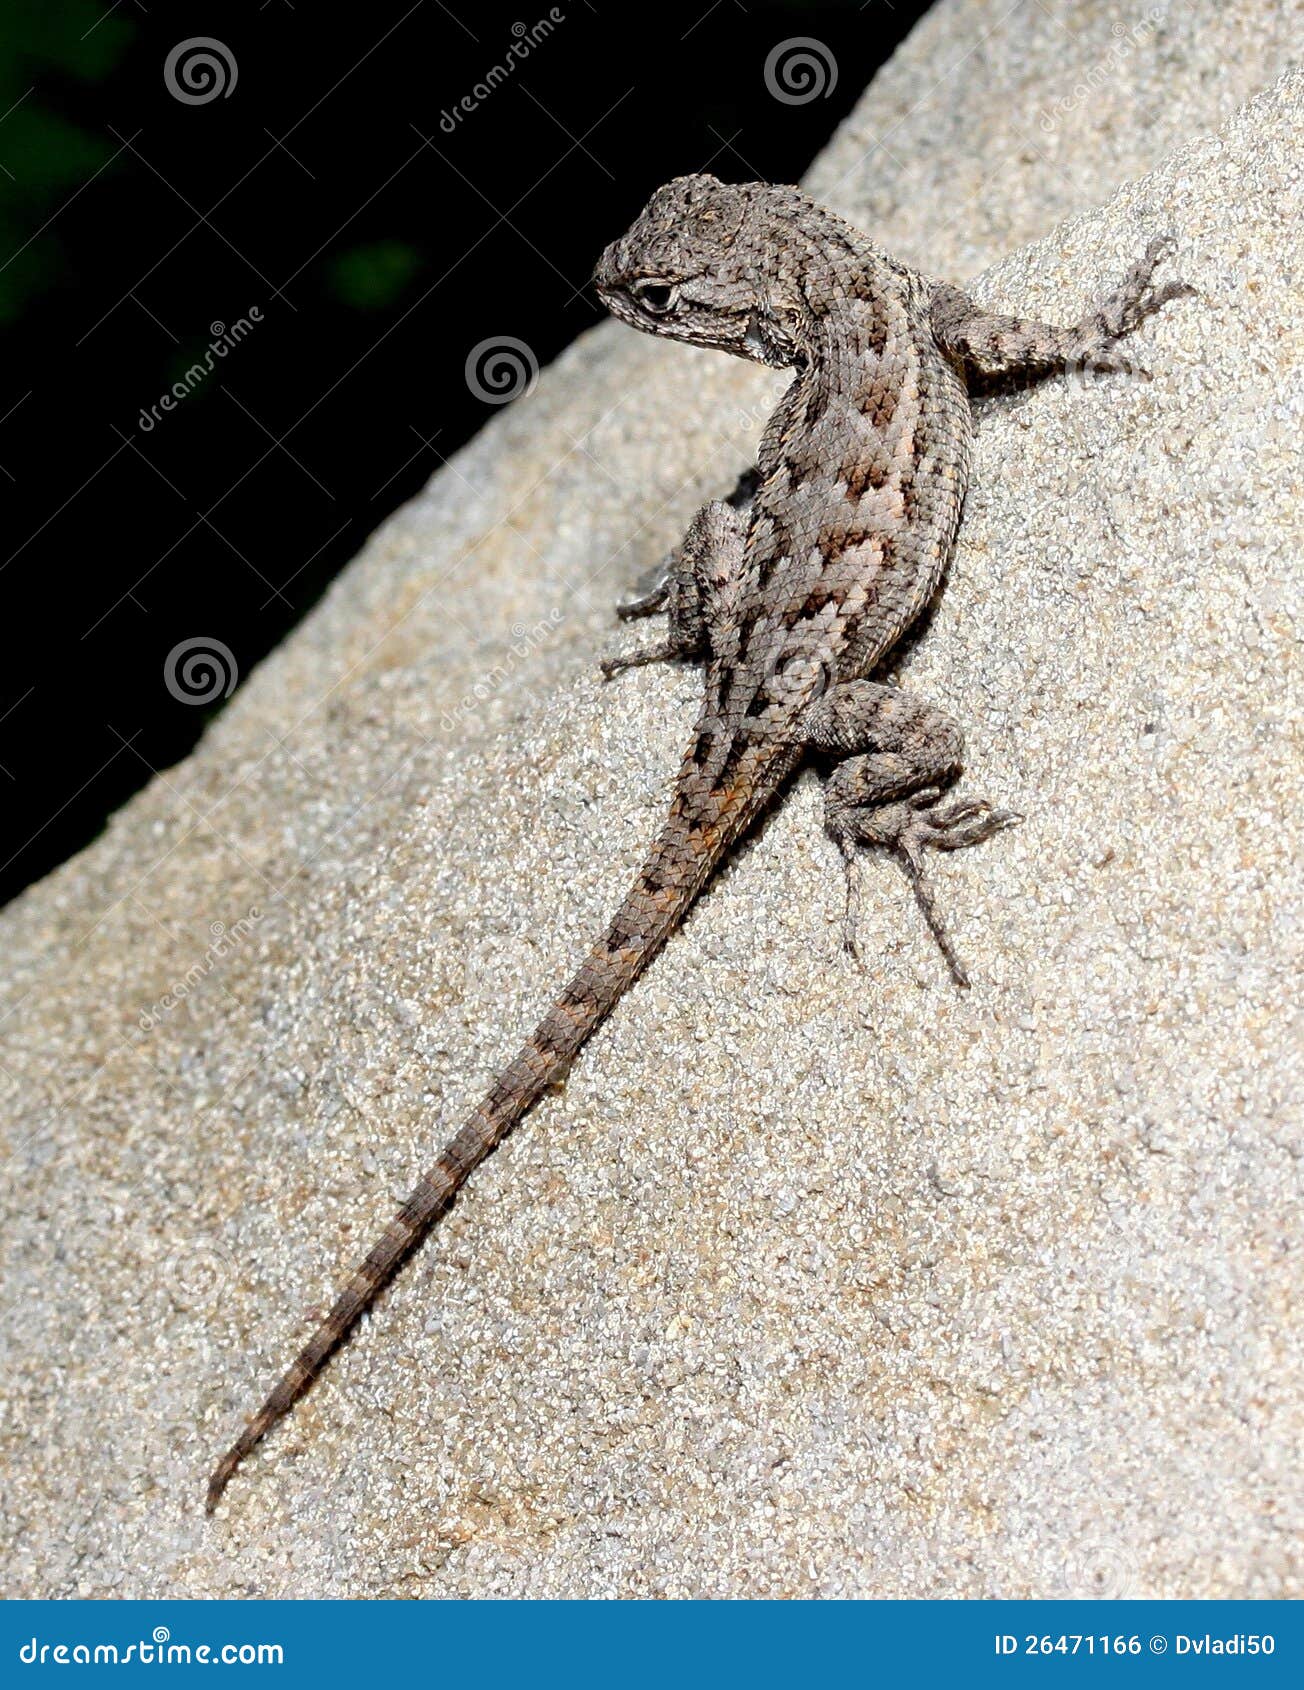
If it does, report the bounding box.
[807,0,1302,275]
[0,24,1298,1599]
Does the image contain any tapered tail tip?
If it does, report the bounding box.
[205,1448,240,1514]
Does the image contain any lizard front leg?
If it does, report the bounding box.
[805,681,1019,987]
[615,466,759,622]
[602,497,745,678]
[616,361,804,625]
[931,236,1192,381]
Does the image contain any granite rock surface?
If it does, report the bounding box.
[0,6,1299,1599]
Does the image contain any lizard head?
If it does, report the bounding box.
[594,174,807,369]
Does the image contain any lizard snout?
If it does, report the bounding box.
[591,241,621,301]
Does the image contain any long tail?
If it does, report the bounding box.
[206,783,760,1512]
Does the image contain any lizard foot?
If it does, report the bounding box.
[1075,236,1196,376]
[837,789,1020,989]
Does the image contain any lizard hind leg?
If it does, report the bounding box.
[601,497,745,679]
[806,681,1020,988]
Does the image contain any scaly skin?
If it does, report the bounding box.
[207,176,1189,1511]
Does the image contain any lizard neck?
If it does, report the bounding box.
[800,249,918,382]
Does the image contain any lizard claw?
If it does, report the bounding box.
[600,640,677,680]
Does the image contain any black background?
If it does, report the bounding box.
[0,0,926,906]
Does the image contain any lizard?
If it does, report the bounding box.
[206,174,1189,1511]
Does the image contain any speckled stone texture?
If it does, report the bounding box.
[1,12,1300,1598]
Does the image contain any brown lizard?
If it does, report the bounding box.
[207,175,1188,1511]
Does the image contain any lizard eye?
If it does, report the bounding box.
[632,279,677,314]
